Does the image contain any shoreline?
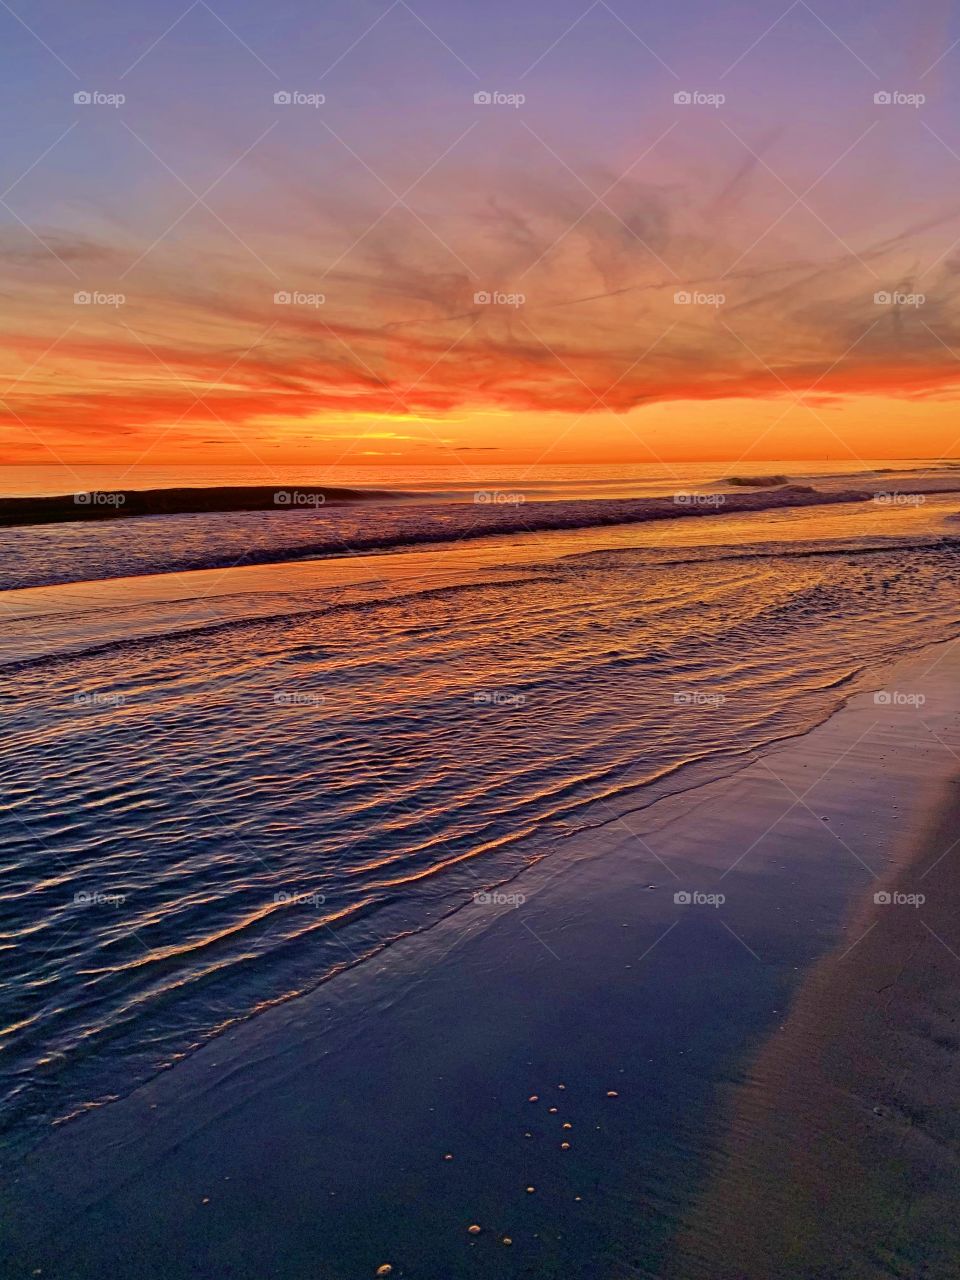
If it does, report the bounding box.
[671,755,960,1278]
[4,639,960,1278]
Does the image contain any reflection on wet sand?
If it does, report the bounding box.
[671,775,960,1280]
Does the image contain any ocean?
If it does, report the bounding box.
[2,461,959,1152]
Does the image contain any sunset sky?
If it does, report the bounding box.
[3,0,960,468]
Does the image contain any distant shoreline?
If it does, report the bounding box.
[0,484,402,527]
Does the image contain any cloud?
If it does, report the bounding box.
[5,126,960,460]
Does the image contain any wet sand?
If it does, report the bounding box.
[671,760,960,1278]
[3,642,960,1279]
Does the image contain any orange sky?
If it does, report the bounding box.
[4,0,960,469]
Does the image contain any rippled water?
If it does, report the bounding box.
[2,479,960,1151]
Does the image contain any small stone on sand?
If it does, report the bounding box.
[525,1186,536,1193]
[502,1237,513,1246]
[562,1122,572,1129]
[443,1153,453,1160]
[528,1095,538,1102]
[468,1224,481,1234]
[561,1142,571,1150]
[606,1090,619,1098]
[548,1106,558,1113]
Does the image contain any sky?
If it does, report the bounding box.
[3,0,960,470]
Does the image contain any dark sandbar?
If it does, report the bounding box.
[0,484,400,526]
